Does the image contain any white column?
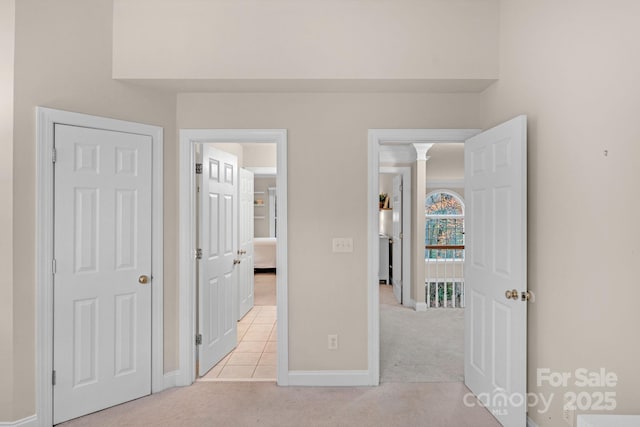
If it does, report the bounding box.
[412,143,432,311]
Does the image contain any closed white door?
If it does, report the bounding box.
[238,168,255,319]
[391,175,403,303]
[53,124,152,424]
[198,145,239,376]
[464,115,527,426]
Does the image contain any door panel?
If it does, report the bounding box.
[464,115,527,427]
[53,124,152,424]
[238,168,255,319]
[391,175,403,303]
[198,146,238,376]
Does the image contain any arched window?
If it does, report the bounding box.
[425,191,464,259]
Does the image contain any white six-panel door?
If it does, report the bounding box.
[53,124,152,424]
[198,145,239,376]
[464,116,527,427]
[391,174,403,304]
[238,168,255,319]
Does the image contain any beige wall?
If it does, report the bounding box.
[243,143,277,169]
[481,1,640,425]
[425,143,464,181]
[11,0,178,420]
[0,0,15,420]
[112,0,499,82]
[178,93,481,369]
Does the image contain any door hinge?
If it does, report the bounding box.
[195,248,202,260]
[195,163,202,174]
[52,148,57,163]
[195,334,202,345]
[52,259,56,274]
[52,370,56,386]
[399,232,403,239]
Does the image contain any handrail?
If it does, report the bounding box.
[425,245,464,250]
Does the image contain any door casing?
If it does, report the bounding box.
[368,129,480,385]
[178,129,288,386]
[36,107,164,427]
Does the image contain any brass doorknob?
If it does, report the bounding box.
[138,275,149,284]
[505,289,518,300]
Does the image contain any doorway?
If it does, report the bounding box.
[368,119,528,426]
[378,145,465,383]
[195,142,278,381]
[178,129,289,387]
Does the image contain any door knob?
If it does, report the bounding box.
[138,275,150,284]
[505,289,518,300]
[233,259,241,265]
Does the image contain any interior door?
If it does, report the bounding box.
[53,125,152,424]
[198,145,239,376]
[391,174,403,303]
[464,115,527,426]
[238,168,255,319]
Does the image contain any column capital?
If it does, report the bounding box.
[412,143,434,161]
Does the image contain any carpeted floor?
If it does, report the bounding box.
[57,279,494,427]
[379,285,464,383]
[58,381,500,427]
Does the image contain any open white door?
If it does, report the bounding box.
[198,145,239,376]
[391,174,403,303]
[53,125,152,424]
[238,168,255,319]
[464,115,527,426]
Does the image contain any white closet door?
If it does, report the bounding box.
[53,124,152,424]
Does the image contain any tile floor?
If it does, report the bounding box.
[199,305,277,381]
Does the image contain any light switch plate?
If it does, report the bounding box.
[332,238,353,253]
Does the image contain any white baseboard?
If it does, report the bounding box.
[162,370,180,390]
[0,415,37,427]
[287,370,371,386]
[415,302,427,312]
[404,298,416,309]
[527,415,539,427]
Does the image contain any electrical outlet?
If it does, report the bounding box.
[328,334,338,350]
[332,238,353,253]
[562,393,574,426]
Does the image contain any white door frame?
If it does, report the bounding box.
[36,107,164,426]
[367,129,479,385]
[178,129,288,386]
[379,166,412,307]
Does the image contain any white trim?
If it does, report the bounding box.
[162,370,180,389]
[245,166,277,177]
[36,107,164,427]
[0,415,38,427]
[368,128,481,386]
[415,302,428,312]
[287,371,370,386]
[526,416,539,427]
[426,179,465,189]
[178,129,289,387]
[379,145,416,163]
[379,166,412,307]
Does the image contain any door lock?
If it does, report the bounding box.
[505,289,532,302]
[233,259,241,265]
[505,289,518,300]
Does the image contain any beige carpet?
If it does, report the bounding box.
[379,285,464,383]
[254,272,276,306]
[59,381,500,427]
